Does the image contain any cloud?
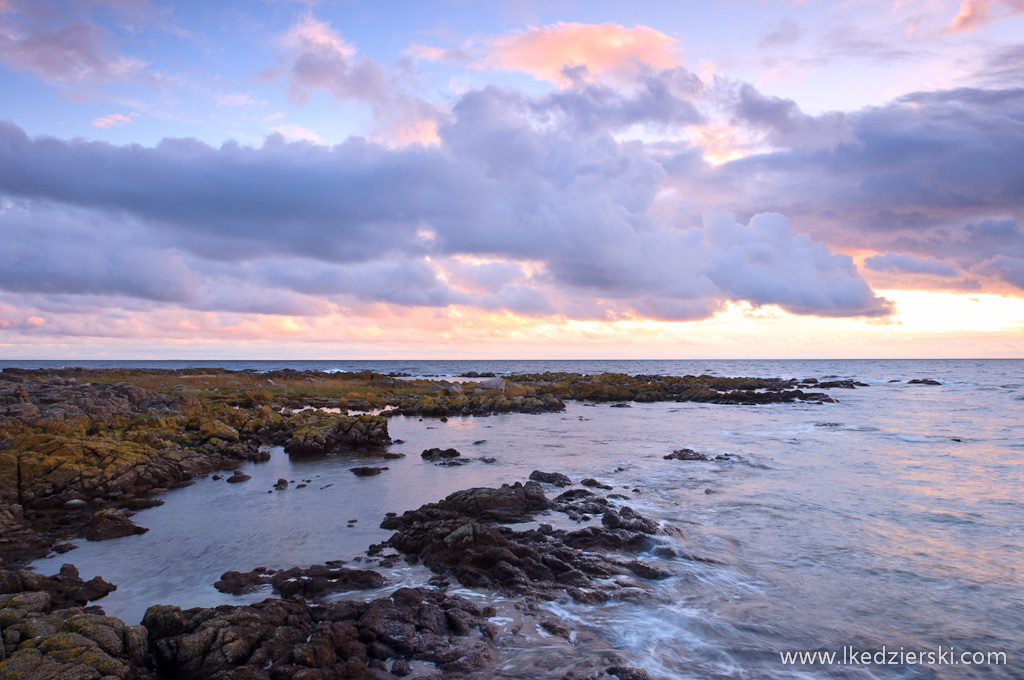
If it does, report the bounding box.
[271,123,320,142]
[268,15,440,144]
[704,213,893,317]
[943,0,1024,32]
[92,112,134,128]
[978,255,1024,290]
[0,0,147,86]
[276,15,384,106]
[864,253,960,277]
[726,82,857,152]
[759,19,801,49]
[485,22,682,85]
[0,87,891,327]
[949,0,993,31]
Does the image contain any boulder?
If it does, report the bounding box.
[198,419,239,442]
[421,447,461,461]
[529,470,572,487]
[478,377,506,391]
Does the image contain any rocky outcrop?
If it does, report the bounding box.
[391,394,566,418]
[0,564,146,680]
[0,375,189,422]
[380,483,675,603]
[0,564,116,609]
[0,563,496,679]
[283,413,391,455]
[145,588,496,679]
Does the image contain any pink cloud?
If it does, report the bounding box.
[92,112,133,127]
[945,0,1024,32]
[949,0,992,31]
[0,0,146,85]
[486,22,682,85]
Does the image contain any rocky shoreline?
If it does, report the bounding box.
[1,479,675,680]
[0,367,876,679]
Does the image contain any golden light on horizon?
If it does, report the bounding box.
[881,290,1024,333]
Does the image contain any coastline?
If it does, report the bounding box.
[2,363,1017,679]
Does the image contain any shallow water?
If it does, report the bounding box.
[26,360,1024,679]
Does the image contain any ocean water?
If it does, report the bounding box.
[20,359,1024,679]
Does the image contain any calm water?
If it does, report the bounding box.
[22,359,1024,679]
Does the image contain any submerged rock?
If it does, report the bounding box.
[351,466,387,477]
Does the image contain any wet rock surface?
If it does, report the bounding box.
[214,563,387,598]
[380,482,676,604]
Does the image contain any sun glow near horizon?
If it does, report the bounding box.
[1,289,1021,360]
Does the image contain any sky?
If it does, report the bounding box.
[0,0,1023,359]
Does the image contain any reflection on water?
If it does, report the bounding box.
[30,361,1024,679]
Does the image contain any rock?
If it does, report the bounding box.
[284,414,391,455]
[0,563,116,608]
[581,478,612,490]
[478,377,506,391]
[199,419,240,442]
[664,448,711,461]
[908,378,942,385]
[505,383,529,397]
[85,508,148,541]
[421,447,461,461]
[529,470,572,487]
[274,478,289,490]
[214,564,386,597]
[381,483,671,602]
[146,587,494,679]
[351,467,387,477]
[607,665,656,680]
[226,472,251,483]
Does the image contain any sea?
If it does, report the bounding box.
[11,359,1023,679]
